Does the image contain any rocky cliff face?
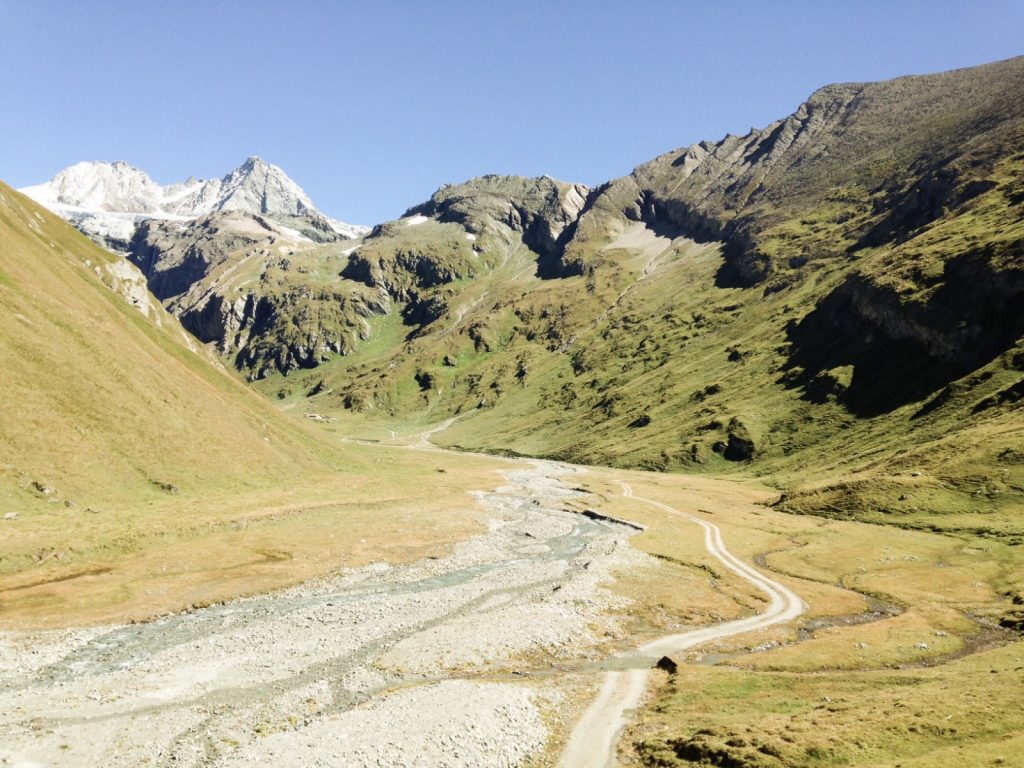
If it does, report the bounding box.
[124,209,390,376]
[96,257,166,328]
[404,175,590,273]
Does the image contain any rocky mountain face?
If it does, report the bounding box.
[116,174,590,379]
[559,56,1024,372]
[127,209,389,376]
[20,156,367,251]
[402,175,591,274]
[21,157,373,375]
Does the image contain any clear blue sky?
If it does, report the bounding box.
[2,1,1021,224]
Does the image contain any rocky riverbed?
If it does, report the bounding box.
[0,462,649,767]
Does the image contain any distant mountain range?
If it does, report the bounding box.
[20,156,368,250]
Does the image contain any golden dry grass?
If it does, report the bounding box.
[0,183,510,629]
[0,439,508,628]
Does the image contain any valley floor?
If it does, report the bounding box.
[2,443,1021,767]
[0,461,647,767]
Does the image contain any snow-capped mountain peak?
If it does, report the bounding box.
[214,156,315,217]
[20,158,368,248]
[21,160,167,214]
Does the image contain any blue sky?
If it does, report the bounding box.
[2,1,1021,224]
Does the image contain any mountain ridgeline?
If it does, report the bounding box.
[19,57,1024,532]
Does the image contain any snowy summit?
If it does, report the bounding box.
[20,157,367,248]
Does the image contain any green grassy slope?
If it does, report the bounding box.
[0,182,347,513]
[0,183,519,627]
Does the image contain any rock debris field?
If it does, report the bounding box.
[0,462,649,767]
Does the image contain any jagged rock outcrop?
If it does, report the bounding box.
[328,175,595,344]
[226,287,390,378]
[129,210,297,300]
[404,175,590,272]
[96,257,164,327]
[342,245,470,302]
[561,57,1024,288]
[122,209,391,376]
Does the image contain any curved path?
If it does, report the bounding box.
[0,443,803,768]
[558,482,806,768]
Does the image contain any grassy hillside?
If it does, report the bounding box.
[0,183,509,626]
[0,183,337,508]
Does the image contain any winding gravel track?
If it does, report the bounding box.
[557,482,806,768]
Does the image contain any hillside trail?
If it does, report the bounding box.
[557,481,807,768]
[412,410,480,449]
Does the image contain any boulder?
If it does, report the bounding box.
[655,656,678,674]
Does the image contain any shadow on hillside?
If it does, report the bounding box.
[782,295,967,418]
[782,248,1024,417]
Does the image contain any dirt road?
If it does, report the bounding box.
[557,482,806,768]
[1,460,803,768]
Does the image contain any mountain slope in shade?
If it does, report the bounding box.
[19,157,368,250]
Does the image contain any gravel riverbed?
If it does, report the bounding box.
[0,461,649,767]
